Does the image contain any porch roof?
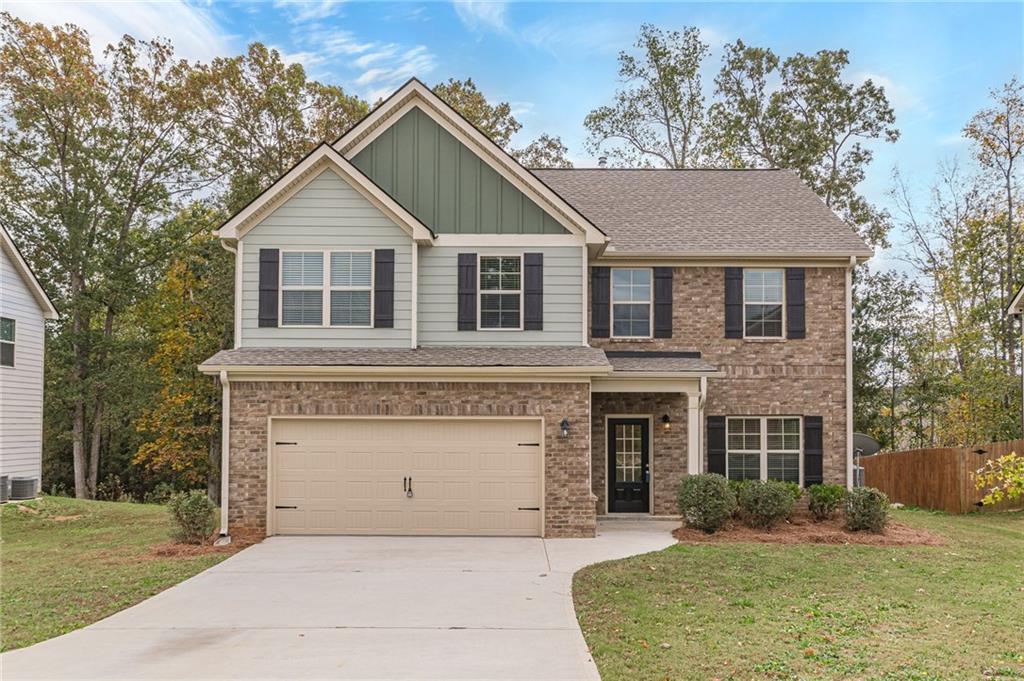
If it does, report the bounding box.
[604,351,719,375]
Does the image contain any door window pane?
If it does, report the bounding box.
[615,423,643,483]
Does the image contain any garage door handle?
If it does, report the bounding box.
[275,505,298,510]
[517,507,540,511]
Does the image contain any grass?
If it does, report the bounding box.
[1,495,234,652]
[574,510,1024,680]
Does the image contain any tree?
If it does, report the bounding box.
[134,213,233,499]
[963,77,1024,380]
[584,24,709,168]
[433,78,572,168]
[193,43,368,212]
[0,14,209,498]
[433,78,521,147]
[512,133,573,169]
[709,42,899,246]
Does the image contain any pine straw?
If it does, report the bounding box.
[147,528,264,558]
[674,511,946,546]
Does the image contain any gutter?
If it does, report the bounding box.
[197,364,614,378]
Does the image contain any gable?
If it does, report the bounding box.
[352,107,569,236]
[0,228,57,319]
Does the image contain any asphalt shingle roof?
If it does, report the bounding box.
[532,168,872,257]
[201,346,611,368]
[605,351,718,374]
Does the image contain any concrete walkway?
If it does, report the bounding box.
[2,519,677,680]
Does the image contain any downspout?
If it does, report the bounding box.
[846,257,855,490]
[215,370,231,545]
[218,238,242,349]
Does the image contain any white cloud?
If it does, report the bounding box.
[520,18,634,56]
[273,48,326,70]
[4,0,232,62]
[453,0,509,34]
[354,45,437,101]
[273,0,345,24]
[857,72,927,117]
[509,100,534,118]
[938,131,967,147]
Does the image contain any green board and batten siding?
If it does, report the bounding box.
[239,170,413,348]
[352,107,569,236]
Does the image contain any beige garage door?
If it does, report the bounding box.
[271,418,543,536]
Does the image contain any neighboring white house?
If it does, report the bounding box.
[0,227,58,496]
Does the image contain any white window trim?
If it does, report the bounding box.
[742,268,786,340]
[278,250,375,329]
[477,253,523,331]
[0,316,14,368]
[610,267,653,340]
[726,415,803,485]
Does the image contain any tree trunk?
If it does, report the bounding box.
[70,274,90,498]
[72,398,87,499]
[87,399,103,497]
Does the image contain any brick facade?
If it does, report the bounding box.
[228,380,595,538]
[591,393,690,516]
[590,266,849,488]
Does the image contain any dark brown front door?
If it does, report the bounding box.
[608,418,650,513]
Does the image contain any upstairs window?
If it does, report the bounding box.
[479,255,521,329]
[611,268,651,338]
[743,269,784,338]
[330,252,373,327]
[0,317,14,367]
[281,251,323,326]
[727,416,802,484]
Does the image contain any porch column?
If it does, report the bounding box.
[686,389,701,475]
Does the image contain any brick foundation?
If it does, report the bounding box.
[227,380,595,538]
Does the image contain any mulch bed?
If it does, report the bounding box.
[147,528,265,559]
[674,512,946,546]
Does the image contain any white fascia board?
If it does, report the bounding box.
[217,144,434,244]
[199,364,613,379]
[0,227,58,319]
[333,79,608,248]
[1008,284,1024,316]
[596,250,872,266]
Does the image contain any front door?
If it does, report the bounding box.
[608,418,650,513]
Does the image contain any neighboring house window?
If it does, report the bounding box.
[611,268,652,338]
[0,317,14,367]
[330,251,373,327]
[727,416,802,483]
[281,251,324,326]
[479,255,521,329]
[743,269,784,338]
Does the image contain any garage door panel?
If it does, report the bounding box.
[272,419,542,536]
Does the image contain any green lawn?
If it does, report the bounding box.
[1,496,236,652]
[574,510,1024,681]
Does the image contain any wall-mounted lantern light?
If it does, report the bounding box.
[560,418,570,439]
[661,414,672,431]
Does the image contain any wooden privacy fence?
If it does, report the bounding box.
[861,439,1024,513]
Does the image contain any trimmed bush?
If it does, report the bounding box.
[781,481,803,502]
[143,482,177,506]
[678,474,736,533]
[167,490,217,544]
[737,480,795,529]
[808,484,846,521]
[844,487,889,533]
[727,479,751,511]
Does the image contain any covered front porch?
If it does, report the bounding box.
[590,351,721,517]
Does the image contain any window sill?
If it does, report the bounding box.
[742,336,786,343]
[607,337,656,343]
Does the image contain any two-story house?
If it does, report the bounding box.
[200,79,871,539]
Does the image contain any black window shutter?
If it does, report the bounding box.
[591,267,610,338]
[707,416,726,475]
[724,267,743,338]
[457,253,477,331]
[258,248,279,328]
[786,267,806,339]
[804,416,824,486]
[523,252,543,331]
[653,267,673,338]
[374,249,395,328]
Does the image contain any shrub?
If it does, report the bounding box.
[780,481,803,502]
[844,487,889,533]
[737,480,795,529]
[95,474,131,502]
[143,482,177,506]
[167,490,217,544]
[808,484,846,521]
[727,479,751,510]
[678,474,736,533]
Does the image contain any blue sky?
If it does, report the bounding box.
[8,1,1023,269]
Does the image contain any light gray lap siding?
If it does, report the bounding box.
[0,247,45,480]
[240,170,413,348]
[418,246,584,346]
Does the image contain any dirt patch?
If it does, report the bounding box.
[674,512,946,546]
[147,528,264,559]
[51,515,83,522]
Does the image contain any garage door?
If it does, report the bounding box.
[271,418,543,536]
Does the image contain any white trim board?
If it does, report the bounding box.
[0,226,58,319]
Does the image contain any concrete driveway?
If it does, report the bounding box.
[3,519,676,680]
